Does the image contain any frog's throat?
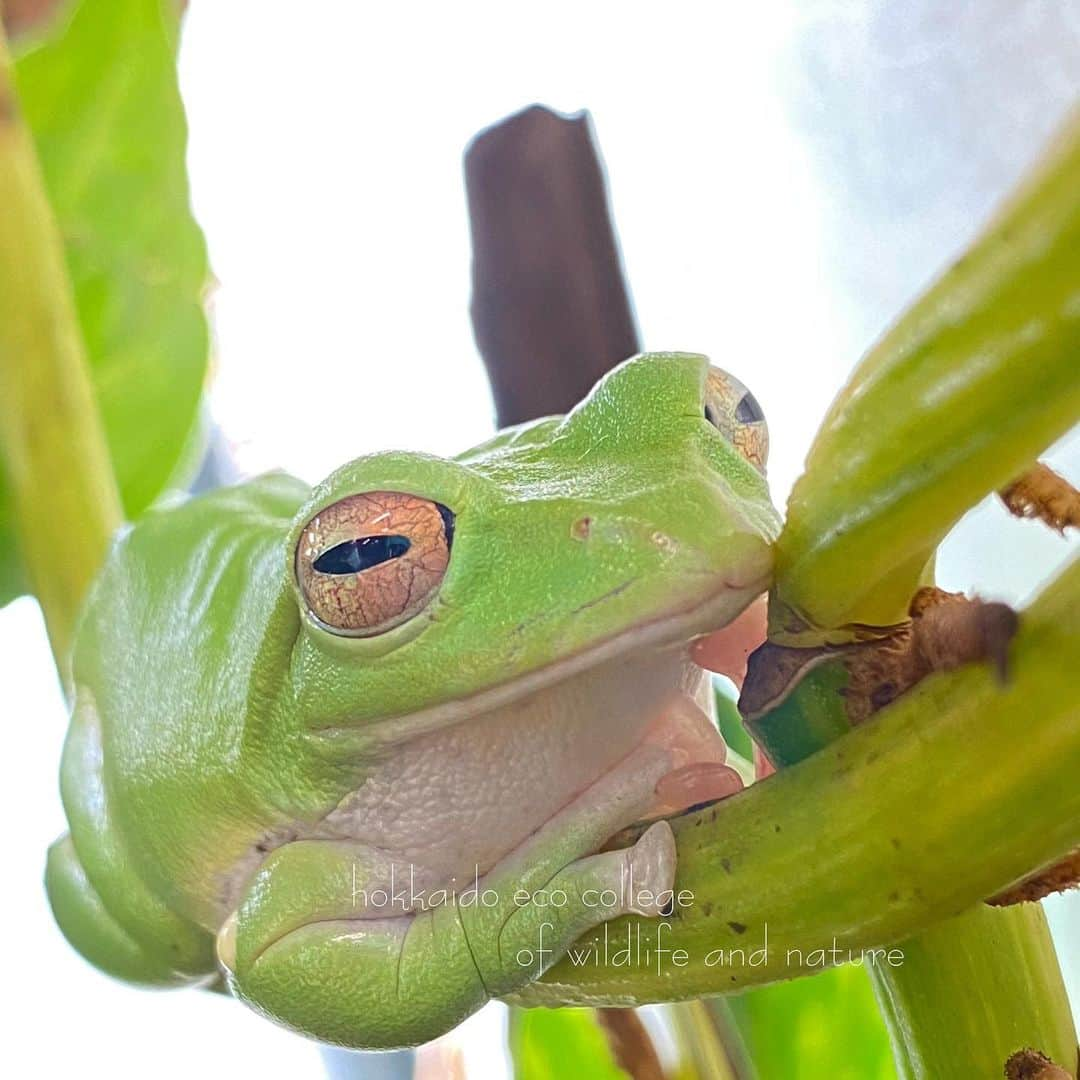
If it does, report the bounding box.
[316,568,770,749]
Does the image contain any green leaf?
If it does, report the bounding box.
[0,0,208,605]
[727,965,896,1080]
[510,1007,630,1080]
[713,680,755,761]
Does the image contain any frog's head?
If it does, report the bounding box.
[284,352,780,740]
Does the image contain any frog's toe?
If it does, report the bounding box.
[216,910,238,974]
[625,821,677,916]
[645,694,728,769]
[46,834,189,986]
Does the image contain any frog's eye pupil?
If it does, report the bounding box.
[704,366,769,473]
[313,535,411,575]
[735,391,764,424]
[437,503,456,548]
[296,492,452,637]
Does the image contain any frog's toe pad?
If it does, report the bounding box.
[626,821,676,916]
[216,911,238,974]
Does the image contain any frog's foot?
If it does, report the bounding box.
[220,741,679,1049]
[644,693,745,815]
[623,819,678,915]
[482,820,676,994]
[220,821,676,1049]
[46,834,210,987]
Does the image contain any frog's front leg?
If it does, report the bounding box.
[219,743,676,1049]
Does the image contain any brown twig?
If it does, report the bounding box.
[741,587,1021,725]
[1004,1047,1074,1080]
[1,0,64,40]
[595,1008,668,1080]
[465,104,640,427]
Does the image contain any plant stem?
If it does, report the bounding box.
[0,20,122,681]
[869,904,1076,1079]
[760,108,1080,1077]
[667,1000,748,1079]
[773,108,1080,639]
[516,556,1080,1004]
[748,646,1076,1079]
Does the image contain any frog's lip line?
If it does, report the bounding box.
[316,565,771,745]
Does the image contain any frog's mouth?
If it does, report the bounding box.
[320,565,770,751]
[298,571,768,899]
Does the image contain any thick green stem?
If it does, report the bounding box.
[749,649,1076,1079]
[0,21,122,678]
[757,107,1080,1078]
[667,1000,747,1079]
[516,557,1080,1005]
[773,109,1080,640]
[869,904,1076,1079]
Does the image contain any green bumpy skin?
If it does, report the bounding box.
[45,353,780,1048]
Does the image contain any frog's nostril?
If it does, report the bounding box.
[651,530,677,555]
[571,516,592,541]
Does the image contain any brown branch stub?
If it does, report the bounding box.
[1000,463,1080,534]
[1004,1047,1074,1080]
[465,104,640,427]
[743,587,1020,726]
[595,1008,667,1080]
[844,591,1080,911]
[990,848,1080,907]
[844,587,1019,723]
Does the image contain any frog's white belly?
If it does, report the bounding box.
[315,643,709,893]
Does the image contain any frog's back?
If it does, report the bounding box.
[48,473,310,985]
[75,471,308,787]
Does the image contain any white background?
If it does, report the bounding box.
[3,2,1078,1077]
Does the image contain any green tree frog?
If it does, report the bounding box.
[45,352,779,1048]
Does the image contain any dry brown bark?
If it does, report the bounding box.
[465,105,640,428]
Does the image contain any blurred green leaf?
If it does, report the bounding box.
[0,0,208,605]
[726,965,896,1080]
[510,1007,630,1080]
[713,680,754,761]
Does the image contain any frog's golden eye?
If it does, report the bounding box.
[296,492,454,636]
[703,366,769,472]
